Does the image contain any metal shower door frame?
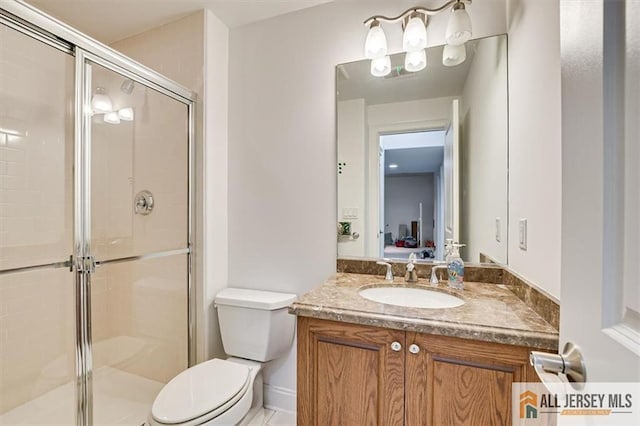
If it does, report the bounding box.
[73,48,196,425]
[0,2,197,425]
[74,49,196,426]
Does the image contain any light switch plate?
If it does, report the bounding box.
[519,219,527,250]
[495,217,501,242]
[342,207,359,219]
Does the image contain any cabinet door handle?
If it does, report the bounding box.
[390,341,402,351]
[409,344,420,354]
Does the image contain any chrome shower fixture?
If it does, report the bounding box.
[120,78,135,94]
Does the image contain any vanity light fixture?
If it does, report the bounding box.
[363,0,472,77]
[389,163,399,169]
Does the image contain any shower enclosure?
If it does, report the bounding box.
[0,2,195,424]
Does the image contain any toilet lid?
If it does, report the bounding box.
[151,359,250,424]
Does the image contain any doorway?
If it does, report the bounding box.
[379,130,445,260]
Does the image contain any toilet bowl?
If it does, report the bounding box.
[148,288,296,426]
[148,358,260,426]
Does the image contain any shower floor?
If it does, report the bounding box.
[0,366,163,425]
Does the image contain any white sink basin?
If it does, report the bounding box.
[358,286,464,309]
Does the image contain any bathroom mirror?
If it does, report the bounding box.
[336,34,508,264]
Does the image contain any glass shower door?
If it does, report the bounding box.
[80,57,190,425]
[0,21,76,424]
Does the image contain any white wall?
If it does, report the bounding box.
[460,35,508,264]
[368,97,455,128]
[337,99,366,257]
[385,174,435,241]
[228,0,507,404]
[203,10,230,361]
[507,0,562,299]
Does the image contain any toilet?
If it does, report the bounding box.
[148,288,297,426]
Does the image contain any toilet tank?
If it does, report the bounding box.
[215,288,297,362]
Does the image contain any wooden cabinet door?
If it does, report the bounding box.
[297,317,405,426]
[405,333,537,426]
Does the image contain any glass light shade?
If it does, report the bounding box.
[403,16,427,52]
[405,49,427,72]
[103,111,120,124]
[442,43,467,66]
[370,56,391,77]
[91,88,113,114]
[445,7,472,46]
[364,24,388,59]
[118,107,134,121]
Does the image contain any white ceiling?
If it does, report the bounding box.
[26,0,333,44]
[385,146,444,176]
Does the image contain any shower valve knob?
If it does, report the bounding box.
[134,190,154,215]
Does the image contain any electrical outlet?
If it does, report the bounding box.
[495,217,501,242]
[519,219,527,250]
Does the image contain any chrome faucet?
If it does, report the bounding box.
[430,261,448,285]
[405,253,418,283]
[376,260,394,281]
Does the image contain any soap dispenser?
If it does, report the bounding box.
[447,243,465,290]
[444,239,453,263]
[405,252,418,283]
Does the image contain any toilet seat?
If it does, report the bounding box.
[151,358,251,425]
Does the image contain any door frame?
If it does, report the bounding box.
[367,119,447,258]
[560,0,640,380]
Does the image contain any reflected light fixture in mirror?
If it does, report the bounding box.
[118,107,134,121]
[442,43,467,66]
[363,1,473,77]
[103,111,120,124]
[91,86,113,113]
[371,56,391,77]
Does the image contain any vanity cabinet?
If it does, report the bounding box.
[297,317,540,426]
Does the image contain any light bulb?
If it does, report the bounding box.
[91,87,113,114]
[103,112,120,124]
[403,15,427,52]
[446,3,472,46]
[442,43,466,66]
[405,49,427,72]
[370,56,391,77]
[118,107,134,121]
[364,22,388,59]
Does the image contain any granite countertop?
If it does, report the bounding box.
[289,273,559,351]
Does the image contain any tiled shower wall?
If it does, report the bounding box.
[0,22,76,413]
[0,22,188,413]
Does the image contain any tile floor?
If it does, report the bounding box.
[248,409,296,426]
[0,367,297,425]
[0,366,163,425]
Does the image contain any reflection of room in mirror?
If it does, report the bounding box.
[336,34,508,264]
